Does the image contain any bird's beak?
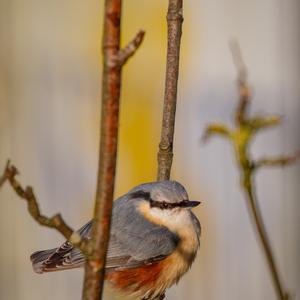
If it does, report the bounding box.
[183,200,201,208]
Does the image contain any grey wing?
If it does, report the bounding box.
[31,195,179,273]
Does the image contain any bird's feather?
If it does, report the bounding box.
[30,192,179,273]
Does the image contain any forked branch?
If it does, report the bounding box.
[82,1,145,300]
[117,30,145,66]
[203,42,297,300]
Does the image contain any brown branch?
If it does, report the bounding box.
[0,161,90,255]
[117,30,145,66]
[204,42,293,300]
[157,0,184,181]
[82,0,144,299]
[0,160,10,188]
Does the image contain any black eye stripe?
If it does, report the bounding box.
[149,199,189,209]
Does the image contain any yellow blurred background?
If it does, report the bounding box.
[0,0,300,299]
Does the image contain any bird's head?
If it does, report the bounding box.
[128,181,201,230]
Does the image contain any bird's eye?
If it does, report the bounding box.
[163,202,168,208]
[150,200,157,208]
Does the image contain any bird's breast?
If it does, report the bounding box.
[105,248,195,299]
[107,203,200,298]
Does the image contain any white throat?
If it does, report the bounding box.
[138,202,200,251]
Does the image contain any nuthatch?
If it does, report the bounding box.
[31,181,201,300]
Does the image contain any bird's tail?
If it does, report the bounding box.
[30,241,85,274]
[30,248,58,274]
[30,221,92,274]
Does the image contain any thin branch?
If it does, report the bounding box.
[204,42,294,300]
[0,160,10,188]
[82,0,145,299]
[230,39,250,124]
[82,0,122,298]
[243,180,290,300]
[117,30,145,66]
[157,0,184,181]
[255,151,300,170]
[0,161,90,255]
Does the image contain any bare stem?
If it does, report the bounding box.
[0,161,90,254]
[82,1,144,299]
[204,42,295,300]
[81,0,122,299]
[230,39,250,124]
[157,0,183,181]
[242,173,290,300]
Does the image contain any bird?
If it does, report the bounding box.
[30,180,201,300]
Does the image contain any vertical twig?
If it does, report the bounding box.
[243,174,290,300]
[82,1,122,299]
[82,1,145,299]
[157,0,183,181]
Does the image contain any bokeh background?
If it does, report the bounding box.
[1,0,300,299]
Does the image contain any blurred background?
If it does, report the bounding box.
[0,0,300,299]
